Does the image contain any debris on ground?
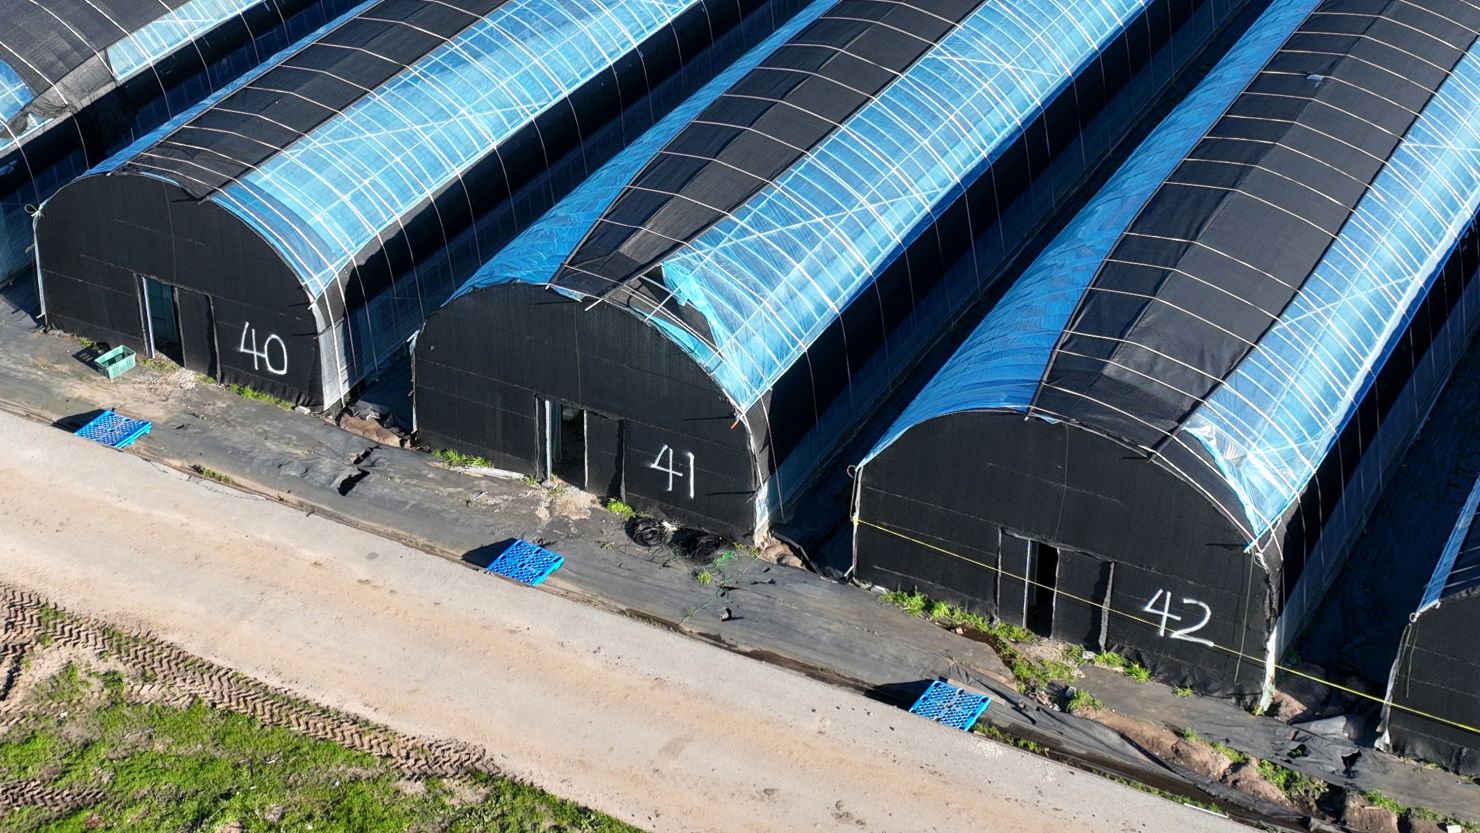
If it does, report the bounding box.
[336,411,406,448]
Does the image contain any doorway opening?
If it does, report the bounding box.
[1026,541,1060,637]
[544,401,587,488]
[140,276,182,364]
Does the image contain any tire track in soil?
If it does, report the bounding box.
[0,581,500,816]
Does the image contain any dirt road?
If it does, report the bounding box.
[0,410,1246,833]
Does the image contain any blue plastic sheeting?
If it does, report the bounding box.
[107,0,263,81]
[1183,50,1480,536]
[1419,472,1480,613]
[862,0,1316,465]
[201,0,702,297]
[455,0,832,300]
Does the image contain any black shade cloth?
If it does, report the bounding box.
[1035,0,1480,451]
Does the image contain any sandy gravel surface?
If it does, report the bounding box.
[0,410,1246,833]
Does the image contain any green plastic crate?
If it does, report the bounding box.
[95,345,136,380]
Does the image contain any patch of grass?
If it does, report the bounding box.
[978,725,1049,755]
[0,696,643,833]
[1363,791,1406,815]
[76,336,98,351]
[1126,663,1152,683]
[1094,651,1128,670]
[0,730,59,780]
[1010,655,1076,694]
[877,589,1074,694]
[605,499,637,519]
[227,383,293,410]
[878,588,1034,642]
[141,356,175,373]
[39,662,89,704]
[1210,741,1248,765]
[694,569,714,586]
[881,589,929,617]
[1180,726,1200,743]
[190,464,233,485]
[1067,689,1103,714]
[1256,759,1329,806]
[1174,686,1194,698]
[433,448,492,469]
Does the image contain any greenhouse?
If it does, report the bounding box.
[414,0,1246,538]
[35,0,794,407]
[1,0,353,284]
[1381,474,1480,776]
[852,0,1480,696]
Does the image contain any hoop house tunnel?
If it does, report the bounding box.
[35,0,798,409]
[1381,474,1480,776]
[1,0,357,285]
[853,0,1480,696]
[414,0,1247,538]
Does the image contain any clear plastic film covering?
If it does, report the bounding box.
[106,0,263,81]
[0,59,44,153]
[211,0,703,297]
[1419,470,1480,613]
[643,0,1160,409]
[454,0,832,297]
[1182,48,1480,536]
[861,0,1319,463]
[0,60,29,126]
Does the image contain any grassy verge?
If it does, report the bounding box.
[879,589,1076,694]
[227,384,294,410]
[2,619,643,833]
[433,448,492,469]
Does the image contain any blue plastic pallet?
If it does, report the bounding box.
[485,539,564,586]
[909,680,990,731]
[74,410,152,449]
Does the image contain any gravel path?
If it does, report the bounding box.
[0,410,1246,833]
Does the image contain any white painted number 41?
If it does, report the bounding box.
[649,444,696,499]
[1142,589,1214,647]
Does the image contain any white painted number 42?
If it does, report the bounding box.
[649,445,695,499]
[1142,589,1214,647]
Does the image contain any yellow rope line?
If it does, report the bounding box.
[853,515,1480,738]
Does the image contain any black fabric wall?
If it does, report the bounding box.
[38,175,320,403]
[855,412,1270,695]
[1386,599,1480,776]
[416,283,758,536]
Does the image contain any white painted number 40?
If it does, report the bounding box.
[238,322,288,376]
[649,444,696,499]
[1142,589,1214,647]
